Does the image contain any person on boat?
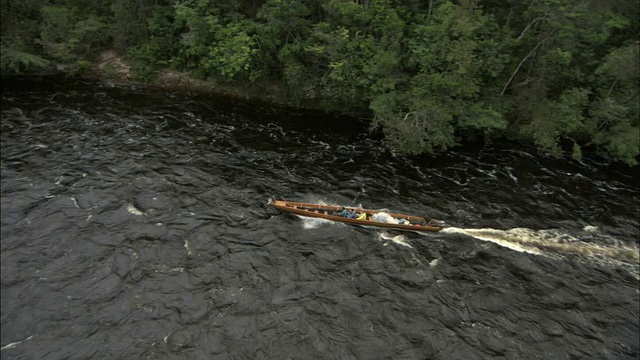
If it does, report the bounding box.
[347,209,359,219]
[340,207,349,217]
[356,212,366,220]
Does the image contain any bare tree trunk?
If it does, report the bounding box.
[517,17,549,41]
[500,31,554,96]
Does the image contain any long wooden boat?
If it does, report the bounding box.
[271,199,445,232]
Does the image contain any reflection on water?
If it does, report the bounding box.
[1,76,638,359]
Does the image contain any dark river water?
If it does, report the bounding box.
[1,76,638,360]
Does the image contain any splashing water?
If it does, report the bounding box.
[300,216,341,230]
[379,231,413,248]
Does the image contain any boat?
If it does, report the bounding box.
[271,199,445,232]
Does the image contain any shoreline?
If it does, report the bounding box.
[91,50,367,118]
[3,51,637,170]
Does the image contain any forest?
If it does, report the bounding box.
[1,0,638,165]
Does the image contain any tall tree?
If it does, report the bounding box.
[372,0,508,154]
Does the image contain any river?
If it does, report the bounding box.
[1,76,638,359]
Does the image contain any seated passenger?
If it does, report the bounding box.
[356,212,366,220]
[347,209,359,219]
[340,207,349,217]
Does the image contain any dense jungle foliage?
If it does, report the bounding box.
[1,0,638,165]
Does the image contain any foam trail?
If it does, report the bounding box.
[1,336,33,351]
[442,227,639,262]
[442,227,543,255]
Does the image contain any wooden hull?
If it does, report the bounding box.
[271,200,444,232]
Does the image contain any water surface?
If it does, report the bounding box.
[1,77,638,359]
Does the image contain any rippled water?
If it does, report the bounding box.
[1,76,638,359]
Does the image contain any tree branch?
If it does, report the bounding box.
[606,79,618,98]
[500,31,554,97]
[517,17,549,41]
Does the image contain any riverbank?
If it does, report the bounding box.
[93,50,364,118]
[27,50,638,168]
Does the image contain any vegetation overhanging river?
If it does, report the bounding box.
[1,77,638,359]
